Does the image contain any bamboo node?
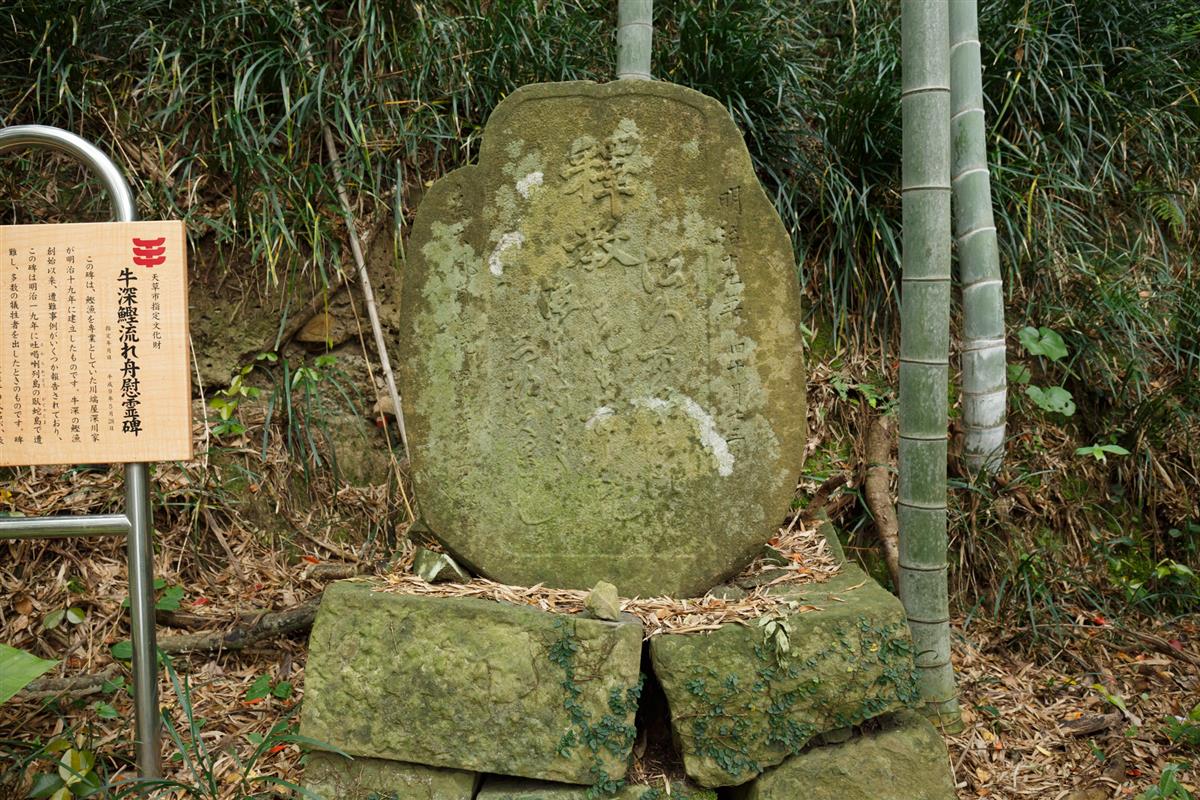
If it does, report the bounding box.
[952,166,990,181]
[896,499,948,511]
[956,224,996,242]
[901,84,951,96]
[960,337,1006,352]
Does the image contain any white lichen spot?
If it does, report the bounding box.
[516,171,543,199]
[632,396,673,413]
[631,395,735,477]
[488,231,524,276]
[682,139,700,157]
[585,405,615,430]
[678,396,734,477]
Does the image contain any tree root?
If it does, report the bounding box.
[16,597,326,700]
[20,665,121,699]
[801,473,851,522]
[864,414,901,588]
[155,597,322,655]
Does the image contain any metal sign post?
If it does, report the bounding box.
[0,125,162,778]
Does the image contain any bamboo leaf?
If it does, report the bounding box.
[1018,326,1068,361]
[0,644,58,705]
[1025,385,1075,416]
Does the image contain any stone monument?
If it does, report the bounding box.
[299,78,957,800]
[396,81,807,598]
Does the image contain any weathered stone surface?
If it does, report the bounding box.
[477,775,716,800]
[728,711,957,800]
[412,547,471,583]
[649,565,919,787]
[322,411,394,486]
[300,581,644,785]
[584,581,622,620]
[397,80,807,597]
[304,751,478,800]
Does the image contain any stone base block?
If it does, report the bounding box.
[304,752,478,800]
[477,775,716,800]
[300,581,644,784]
[649,564,919,787]
[729,711,957,800]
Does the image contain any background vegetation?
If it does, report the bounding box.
[2,0,1199,796]
[2,0,1197,619]
[1,0,1198,779]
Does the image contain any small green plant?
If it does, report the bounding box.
[1135,180,1187,238]
[263,352,361,484]
[209,354,276,437]
[1076,443,1131,462]
[1137,763,1196,800]
[121,578,186,612]
[1018,326,1069,361]
[108,656,330,799]
[1104,529,1200,611]
[1013,326,1076,416]
[830,375,894,410]
[244,674,293,702]
[1164,703,1200,748]
[545,618,641,800]
[1091,684,1133,718]
[0,643,57,704]
[24,737,102,800]
[1107,530,1200,609]
[88,675,130,720]
[41,606,88,632]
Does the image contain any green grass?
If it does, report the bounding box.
[1,0,1197,605]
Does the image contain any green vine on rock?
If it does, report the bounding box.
[684,671,760,779]
[682,612,921,782]
[547,617,643,800]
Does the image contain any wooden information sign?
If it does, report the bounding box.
[0,220,191,466]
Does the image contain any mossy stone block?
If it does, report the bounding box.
[304,752,478,800]
[300,581,644,784]
[476,776,716,800]
[728,711,956,800]
[649,566,919,787]
[397,79,807,597]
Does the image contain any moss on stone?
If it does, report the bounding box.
[303,752,478,800]
[727,711,956,800]
[396,80,808,597]
[300,581,644,785]
[648,565,919,787]
[476,775,716,800]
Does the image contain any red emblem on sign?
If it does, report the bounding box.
[131,237,166,268]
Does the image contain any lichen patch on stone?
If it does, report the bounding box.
[632,394,734,477]
[488,231,525,276]
[585,405,615,429]
[397,80,808,596]
[516,171,544,198]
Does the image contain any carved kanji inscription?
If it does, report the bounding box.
[397,82,806,597]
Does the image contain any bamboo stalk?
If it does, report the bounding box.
[899,0,961,730]
[617,0,653,80]
[950,0,1007,475]
[319,124,409,452]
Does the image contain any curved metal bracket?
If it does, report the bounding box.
[0,124,160,778]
